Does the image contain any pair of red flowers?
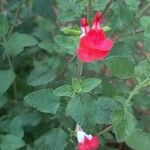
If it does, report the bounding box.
[76,12,113,62]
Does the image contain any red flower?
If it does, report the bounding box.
[76,12,113,62]
[76,125,100,150]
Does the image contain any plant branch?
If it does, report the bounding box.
[126,78,149,106]
[97,125,112,135]
[102,0,114,16]
[138,2,150,17]
[87,0,92,26]
[7,1,22,38]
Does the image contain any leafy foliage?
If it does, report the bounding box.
[0,134,25,150]
[24,89,60,114]
[0,0,150,149]
[0,70,15,95]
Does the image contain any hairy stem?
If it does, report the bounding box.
[102,0,114,16]
[77,61,83,80]
[126,78,149,106]
[97,125,112,135]
[87,0,92,26]
[7,1,22,38]
[139,2,150,17]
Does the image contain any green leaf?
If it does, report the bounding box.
[110,2,135,31]
[5,111,40,138]
[0,96,7,108]
[27,58,59,86]
[66,95,118,131]
[0,13,8,36]
[34,128,68,150]
[94,97,119,124]
[125,129,150,150]
[80,78,101,93]
[24,89,60,114]
[0,134,25,150]
[6,116,24,138]
[93,0,108,11]
[112,109,137,142]
[54,35,78,55]
[140,16,150,51]
[20,111,41,127]
[140,16,150,28]
[102,80,117,97]
[104,56,134,79]
[134,58,150,82]
[38,41,53,53]
[0,70,15,95]
[56,0,86,22]
[54,85,74,97]
[5,32,38,57]
[124,0,140,10]
[32,0,56,20]
[66,94,96,131]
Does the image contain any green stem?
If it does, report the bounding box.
[3,36,13,70]
[77,60,83,80]
[7,1,22,38]
[102,0,114,16]
[126,78,149,106]
[138,2,150,17]
[97,125,112,135]
[77,0,93,79]
[87,0,92,26]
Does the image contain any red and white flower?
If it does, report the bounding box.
[76,12,113,62]
[76,125,100,150]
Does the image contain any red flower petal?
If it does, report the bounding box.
[89,136,100,149]
[79,29,109,50]
[96,38,113,51]
[92,12,102,29]
[80,18,88,27]
[76,12,113,62]
[78,136,100,150]
[77,47,109,62]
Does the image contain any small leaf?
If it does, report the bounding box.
[104,56,134,79]
[54,85,74,97]
[34,128,68,150]
[54,35,78,55]
[24,89,60,114]
[5,32,38,57]
[125,129,150,150]
[0,13,8,36]
[32,0,56,20]
[112,109,137,142]
[124,0,140,10]
[81,78,101,93]
[140,16,150,28]
[134,58,150,82]
[0,70,15,95]
[27,58,59,86]
[72,78,81,93]
[38,41,53,53]
[0,134,25,150]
